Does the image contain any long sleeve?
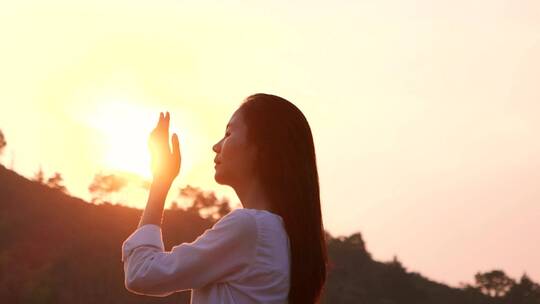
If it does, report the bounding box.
[121,209,257,297]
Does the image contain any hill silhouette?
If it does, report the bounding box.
[0,165,538,304]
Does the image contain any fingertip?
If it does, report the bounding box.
[172,133,180,155]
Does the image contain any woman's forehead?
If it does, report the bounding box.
[227,110,243,129]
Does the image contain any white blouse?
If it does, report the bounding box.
[121,208,291,303]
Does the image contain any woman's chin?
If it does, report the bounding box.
[213,171,225,185]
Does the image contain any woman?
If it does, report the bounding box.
[122,93,327,303]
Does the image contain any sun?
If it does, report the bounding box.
[88,100,154,178]
[105,129,152,179]
[83,99,196,180]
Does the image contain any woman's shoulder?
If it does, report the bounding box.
[236,208,284,223]
[211,208,259,236]
[215,208,285,240]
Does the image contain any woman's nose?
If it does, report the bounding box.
[212,141,221,153]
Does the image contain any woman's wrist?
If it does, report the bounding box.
[151,176,174,189]
[138,178,173,228]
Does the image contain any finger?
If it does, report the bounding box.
[157,112,167,135]
[172,133,180,160]
[164,112,170,142]
[156,112,163,129]
[164,112,170,131]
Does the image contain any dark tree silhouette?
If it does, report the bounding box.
[32,167,68,194]
[505,274,540,304]
[0,129,6,156]
[170,201,180,211]
[46,172,68,194]
[474,270,515,298]
[33,166,45,183]
[88,173,127,203]
[1,164,538,304]
[178,185,231,220]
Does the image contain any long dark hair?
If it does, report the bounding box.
[239,93,327,303]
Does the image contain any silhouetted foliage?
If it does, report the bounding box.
[0,164,538,304]
[33,167,44,183]
[505,274,540,304]
[45,172,68,194]
[0,129,6,156]
[32,167,68,194]
[178,185,231,220]
[88,173,127,203]
[475,270,515,298]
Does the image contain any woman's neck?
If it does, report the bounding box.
[234,178,273,212]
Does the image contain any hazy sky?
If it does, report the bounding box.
[1,0,539,287]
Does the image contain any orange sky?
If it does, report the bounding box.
[1,0,539,287]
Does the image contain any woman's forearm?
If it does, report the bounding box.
[138,179,173,228]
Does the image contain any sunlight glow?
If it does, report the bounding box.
[79,98,148,178]
[91,99,155,178]
[78,94,198,182]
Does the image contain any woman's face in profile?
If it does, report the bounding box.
[212,109,257,187]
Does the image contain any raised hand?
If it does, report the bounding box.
[148,112,181,185]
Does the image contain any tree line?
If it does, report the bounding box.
[0,129,539,304]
